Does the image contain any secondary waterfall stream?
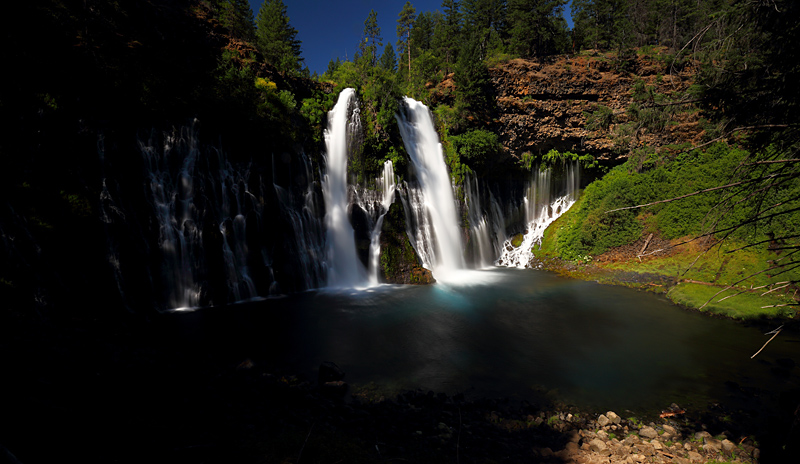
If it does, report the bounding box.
[497,163,580,268]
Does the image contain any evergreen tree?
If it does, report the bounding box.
[507,0,568,58]
[325,57,342,79]
[411,11,436,55]
[255,0,303,73]
[462,0,508,58]
[359,9,383,67]
[397,1,417,76]
[433,0,463,74]
[217,0,256,42]
[571,0,630,51]
[455,36,492,125]
[379,43,398,72]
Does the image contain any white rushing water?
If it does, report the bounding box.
[366,160,396,285]
[465,173,508,268]
[396,97,465,279]
[496,163,580,268]
[137,122,261,310]
[322,88,368,287]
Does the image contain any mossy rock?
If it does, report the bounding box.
[379,201,435,285]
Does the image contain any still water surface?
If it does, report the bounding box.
[187,268,798,415]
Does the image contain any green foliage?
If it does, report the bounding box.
[585,104,615,132]
[541,142,800,262]
[215,49,258,108]
[449,129,502,172]
[520,152,536,171]
[541,149,599,170]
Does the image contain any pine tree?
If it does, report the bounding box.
[380,43,398,72]
[255,0,303,74]
[462,0,507,58]
[359,10,383,67]
[397,1,417,76]
[433,0,463,74]
[455,36,492,125]
[507,0,568,58]
[217,0,256,43]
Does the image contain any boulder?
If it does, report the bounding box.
[606,411,621,424]
[597,414,611,427]
[589,438,607,452]
[702,438,722,453]
[639,426,658,439]
[687,451,703,462]
[662,424,678,438]
[721,439,736,453]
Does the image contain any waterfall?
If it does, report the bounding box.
[366,161,396,284]
[322,88,368,287]
[136,122,264,310]
[396,97,465,278]
[465,173,508,268]
[272,150,326,293]
[497,163,580,268]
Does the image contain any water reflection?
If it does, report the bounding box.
[214,268,798,415]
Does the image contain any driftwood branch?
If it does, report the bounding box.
[637,233,654,261]
[751,326,783,359]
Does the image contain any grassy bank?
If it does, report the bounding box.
[533,143,800,321]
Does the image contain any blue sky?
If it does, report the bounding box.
[248,1,573,76]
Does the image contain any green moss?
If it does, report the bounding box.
[667,283,796,320]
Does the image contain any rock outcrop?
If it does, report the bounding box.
[378,201,435,285]
[488,50,705,163]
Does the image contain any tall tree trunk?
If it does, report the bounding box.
[407,34,412,78]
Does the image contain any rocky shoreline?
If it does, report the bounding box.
[233,361,781,464]
[2,312,797,464]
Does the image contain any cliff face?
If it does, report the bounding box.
[489,51,705,162]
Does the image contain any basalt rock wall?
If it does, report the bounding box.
[489,52,705,163]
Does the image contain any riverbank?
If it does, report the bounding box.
[534,228,800,323]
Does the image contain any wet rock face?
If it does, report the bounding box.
[378,202,435,285]
[488,54,704,163]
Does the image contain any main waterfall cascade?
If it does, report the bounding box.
[322,88,369,287]
[396,97,466,278]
